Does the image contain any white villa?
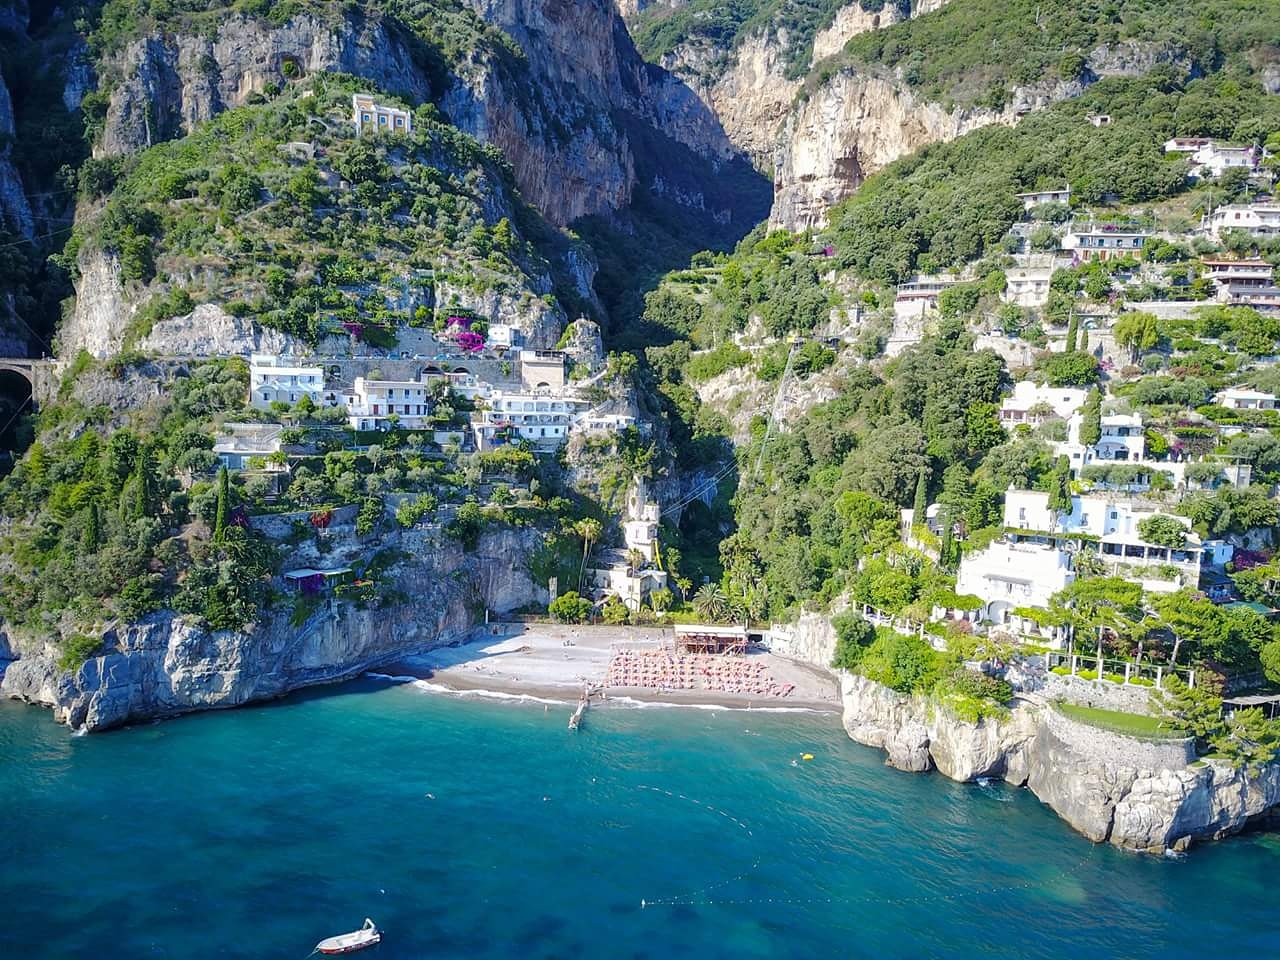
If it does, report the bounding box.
[352,93,412,137]
[471,391,589,451]
[346,376,432,431]
[1164,137,1212,153]
[1063,225,1150,262]
[955,540,1075,624]
[1055,411,1146,467]
[1003,489,1233,591]
[1002,265,1054,307]
[1188,142,1257,179]
[999,381,1087,426]
[894,275,960,320]
[1204,203,1280,240]
[249,355,325,410]
[1215,387,1279,411]
[1017,187,1071,212]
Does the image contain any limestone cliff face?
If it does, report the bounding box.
[93,3,744,228]
[770,74,1016,231]
[769,39,1185,231]
[2,525,545,732]
[656,1,909,173]
[98,13,430,157]
[59,250,131,359]
[837,671,1280,853]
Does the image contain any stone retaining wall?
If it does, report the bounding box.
[1043,703,1195,771]
[1043,672,1154,715]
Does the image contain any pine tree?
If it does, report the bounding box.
[213,465,230,542]
[912,469,929,527]
[1065,312,1078,353]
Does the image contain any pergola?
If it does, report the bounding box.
[673,624,749,656]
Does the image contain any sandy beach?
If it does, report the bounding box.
[380,623,841,713]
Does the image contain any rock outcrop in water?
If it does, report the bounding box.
[2,525,543,732]
[838,672,1280,853]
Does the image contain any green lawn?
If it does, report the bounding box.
[1055,702,1186,740]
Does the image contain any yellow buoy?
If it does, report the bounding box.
[801,753,814,761]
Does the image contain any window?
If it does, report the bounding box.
[378,115,387,125]
[395,117,403,126]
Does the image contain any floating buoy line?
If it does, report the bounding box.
[635,782,1096,910]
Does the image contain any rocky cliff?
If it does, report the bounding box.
[92,3,747,229]
[838,672,1280,853]
[2,524,545,732]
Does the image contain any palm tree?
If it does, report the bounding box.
[574,518,602,592]
[692,583,728,622]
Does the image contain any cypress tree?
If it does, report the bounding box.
[1065,312,1078,353]
[1078,328,1088,355]
[912,469,929,527]
[84,501,101,552]
[1079,388,1102,447]
[213,465,230,542]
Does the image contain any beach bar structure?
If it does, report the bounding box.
[673,624,749,656]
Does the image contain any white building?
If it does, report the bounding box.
[894,275,960,320]
[347,376,432,431]
[1002,265,1054,307]
[1188,142,1257,179]
[1164,136,1212,154]
[472,391,588,451]
[1215,387,1279,411]
[487,323,517,349]
[1204,203,1280,240]
[1086,114,1112,128]
[1003,489,1233,589]
[1201,257,1280,311]
[249,355,325,410]
[955,540,1076,624]
[999,381,1087,427]
[586,481,669,612]
[1016,187,1070,212]
[1062,225,1150,262]
[213,424,285,471]
[1056,411,1146,468]
[573,412,637,436]
[352,93,412,137]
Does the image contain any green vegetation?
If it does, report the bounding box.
[61,74,572,346]
[823,74,1280,284]
[1055,702,1185,740]
[830,0,1279,110]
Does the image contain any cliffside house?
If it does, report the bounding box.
[1187,142,1257,180]
[999,381,1088,426]
[585,481,668,611]
[1055,411,1146,467]
[1003,489,1233,590]
[1086,114,1112,127]
[352,93,412,137]
[249,355,325,410]
[1214,387,1279,411]
[1002,265,1054,307]
[346,376,432,431]
[1203,203,1280,240]
[283,567,353,596]
[1164,136,1212,153]
[1016,186,1071,212]
[471,390,588,452]
[214,423,285,471]
[1062,224,1150,262]
[955,539,1076,624]
[894,275,960,320]
[1202,257,1280,311]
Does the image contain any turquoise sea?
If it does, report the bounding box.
[2,678,1278,959]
